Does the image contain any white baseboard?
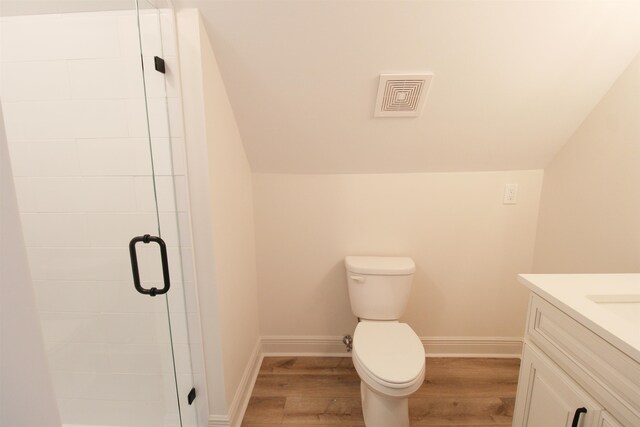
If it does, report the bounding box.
[207,414,230,427]
[262,335,523,358]
[208,339,263,427]
[262,335,351,356]
[422,336,523,358]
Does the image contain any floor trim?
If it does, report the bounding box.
[208,339,263,427]
[207,414,230,427]
[262,335,523,358]
[262,335,350,357]
[423,336,523,358]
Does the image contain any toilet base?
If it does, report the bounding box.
[360,381,409,427]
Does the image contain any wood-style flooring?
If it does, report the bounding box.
[241,356,520,427]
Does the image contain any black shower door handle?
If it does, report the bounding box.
[129,234,171,296]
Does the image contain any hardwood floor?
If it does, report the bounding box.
[241,356,520,426]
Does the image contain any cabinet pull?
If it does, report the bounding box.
[571,407,587,427]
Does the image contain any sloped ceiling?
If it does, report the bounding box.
[176,0,640,174]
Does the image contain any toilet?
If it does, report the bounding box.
[345,256,425,427]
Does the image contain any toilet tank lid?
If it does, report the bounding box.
[345,256,415,275]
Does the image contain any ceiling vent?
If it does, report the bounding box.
[374,73,433,118]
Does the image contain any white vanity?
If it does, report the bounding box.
[513,274,640,427]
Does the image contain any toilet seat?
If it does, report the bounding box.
[352,322,425,396]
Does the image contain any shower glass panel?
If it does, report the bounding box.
[0,1,197,426]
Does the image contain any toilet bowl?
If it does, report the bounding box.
[345,255,424,427]
[352,321,425,427]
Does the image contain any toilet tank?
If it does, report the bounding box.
[345,256,416,320]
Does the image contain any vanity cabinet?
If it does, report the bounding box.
[514,343,601,426]
[513,293,640,427]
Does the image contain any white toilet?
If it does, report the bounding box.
[345,256,425,427]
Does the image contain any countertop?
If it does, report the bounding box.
[518,273,640,363]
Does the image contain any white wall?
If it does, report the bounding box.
[176,9,261,424]
[0,105,61,427]
[534,53,640,273]
[0,10,200,427]
[253,170,543,354]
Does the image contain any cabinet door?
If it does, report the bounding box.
[597,412,623,427]
[513,344,602,427]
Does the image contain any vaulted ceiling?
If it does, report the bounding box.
[2,1,639,173]
[179,0,640,173]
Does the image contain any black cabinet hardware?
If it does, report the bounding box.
[187,387,196,405]
[571,407,587,427]
[154,56,165,74]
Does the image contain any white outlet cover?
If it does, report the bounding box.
[503,184,518,204]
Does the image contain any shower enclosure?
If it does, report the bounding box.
[0,1,203,426]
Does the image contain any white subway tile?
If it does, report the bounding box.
[164,278,187,315]
[2,100,129,140]
[46,342,108,373]
[33,281,103,313]
[56,398,124,427]
[117,14,141,57]
[134,175,189,213]
[169,137,187,175]
[126,98,151,138]
[72,100,130,138]
[179,249,196,284]
[39,312,104,344]
[1,15,70,61]
[142,55,168,99]
[170,344,192,376]
[77,139,153,176]
[58,14,120,59]
[102,313,172,345]
[167,98,184,137]
[178,280,197,316]
[154,175,188,212]
[119,400,182,427]
[68,58,144,100]
[0,61,70,101]
[85,213,157,246]
[167,312,189,345]
[159,12,178,57]
[133,176,159,212]
[162,56,181,99]
[106,343,173,374]
[80,176,137,212]
[150,138,171,176]
[1,14,120,61]
[157,212,180,246]
[118,12,162,58]
[8,140,80,177]
[20,213,89,247]
[27,247,129,281]
[100,281,166,314]
[148,99,171,138]
[12,177,39,212]
[32,177,85,212]
[150,137,174,175]
[139,12,162,56]
[134,243,164,283]
[2,101,76,140]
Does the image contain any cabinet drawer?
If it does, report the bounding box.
[527,295,640,423]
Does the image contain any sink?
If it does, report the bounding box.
[587,294,640,325]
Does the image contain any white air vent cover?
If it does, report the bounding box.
[374,74,433,117]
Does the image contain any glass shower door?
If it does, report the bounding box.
[0,1,196,426]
